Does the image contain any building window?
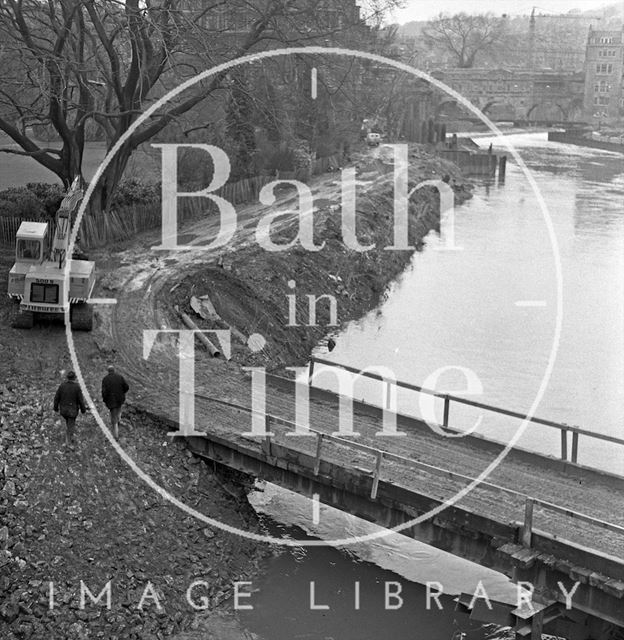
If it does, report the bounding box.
[595,80,611,93]
[596,63,613,74]
[594,96,610,106]
[206,11,227,30]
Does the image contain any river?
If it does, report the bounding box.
[314,132,624,476]
[242,133,624,640]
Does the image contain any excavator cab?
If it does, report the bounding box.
[8,222,49,298]
[15,222,47,263]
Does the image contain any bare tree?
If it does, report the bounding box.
[0,0,403,212]
[422,13,507,69]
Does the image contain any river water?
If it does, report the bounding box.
[242,133,624,640]
[314,132,624,476]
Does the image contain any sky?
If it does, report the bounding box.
[390,0,615,23]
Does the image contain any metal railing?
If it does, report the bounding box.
[192,391,624,551]
[308,357,624,465]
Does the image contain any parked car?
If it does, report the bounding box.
[366,132,381,147]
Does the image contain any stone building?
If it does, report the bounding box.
[583,27,624,120]
[183,0,369,45]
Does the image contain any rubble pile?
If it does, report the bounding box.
[0,382,268,639]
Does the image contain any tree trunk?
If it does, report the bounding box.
[88,143,133,215]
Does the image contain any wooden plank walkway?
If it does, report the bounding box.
[107,282,624,564]
[188,378,624,560]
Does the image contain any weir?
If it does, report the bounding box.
[548,131,624,154]
[138,359,624,640]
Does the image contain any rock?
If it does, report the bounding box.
[3,480,16,496]
[0,601,19,623]
[0,550,11,567]
[67,621,90,640]
[202,528,215,539]
[0,525,8,548]
[12,542,25,556]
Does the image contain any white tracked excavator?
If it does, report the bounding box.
[7,177,95,330]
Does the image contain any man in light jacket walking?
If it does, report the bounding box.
[101,365,130,438]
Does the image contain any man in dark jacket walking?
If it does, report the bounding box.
[101,365,129,438]
[54,371,87,447]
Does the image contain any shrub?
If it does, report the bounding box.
[176,146,216,189]
[0,179,161,220]
[260,144,297,173]
[110,179,161,209]
[0,186,47,219]
[25,183,64,218]
[315,140,337,159]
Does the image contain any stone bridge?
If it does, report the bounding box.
[431,68,586,123]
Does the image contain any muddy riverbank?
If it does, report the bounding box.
[166,145,473,372]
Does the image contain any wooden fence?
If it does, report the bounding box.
[0,155,344,249]
[0,216,27,246]
[79,174,275,247]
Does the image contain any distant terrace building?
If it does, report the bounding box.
[178,0,373,86]
[529,12,600,73]
[189,0,369,44]
[583,26,624,120]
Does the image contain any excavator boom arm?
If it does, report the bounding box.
[51,177,83,266]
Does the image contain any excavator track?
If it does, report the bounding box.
[10,304,34,329]
[70,303,93,331]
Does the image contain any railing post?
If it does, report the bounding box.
[385,381,392,410]
[560,429,568,461]
[571,432,579,464]
[443,395,450,429]
[313,433,324,476]
[308,358,315,386]
[371,451,384,500]
[530,611,545,640]
[263,415,272,457]
[522,497,534,547]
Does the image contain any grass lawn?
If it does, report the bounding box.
[0,136,160,189]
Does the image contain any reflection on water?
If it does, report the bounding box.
[242,483,507,640]
[321,133,624,474]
